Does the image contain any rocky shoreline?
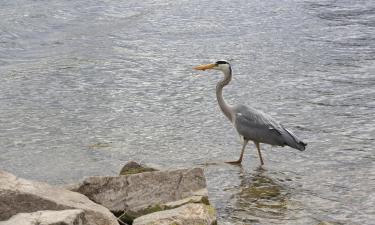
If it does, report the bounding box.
[0,161,217,225]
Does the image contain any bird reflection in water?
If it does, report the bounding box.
[230,167,292,224]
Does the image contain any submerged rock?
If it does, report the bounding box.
[317,222,344,225]
[0,210,87,225]
[132,203,217,225]
[119,161,157,176]
[0,170,119,225]
[69,168,207,223]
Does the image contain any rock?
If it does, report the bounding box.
[119,161,157,176]
[70,168,207,222]
[117,189,209,224]
[0,209,87,225]
[0,170,119,225]
[132,203,217,225]
[164,194,209,209]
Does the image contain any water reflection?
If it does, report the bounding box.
[229,167,292,224]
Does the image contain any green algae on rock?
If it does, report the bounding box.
[119,161,157,176]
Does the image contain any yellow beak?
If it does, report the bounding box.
[193,63,216,71]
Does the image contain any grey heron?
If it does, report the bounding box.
[194,60,306,165]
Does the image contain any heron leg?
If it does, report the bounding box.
[254,141,264,165]
[226,139,249,164]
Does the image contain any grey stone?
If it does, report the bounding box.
[0,170,119,225]
[0,209,86,225]
[70,168,207,217]
[132,203,217,225]
[119,161,157,176]
[164,192,209,209]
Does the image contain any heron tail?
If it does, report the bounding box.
[282,128,307,151]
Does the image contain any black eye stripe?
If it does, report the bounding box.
[216,60,228,65]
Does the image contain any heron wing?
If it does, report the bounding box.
[233,105,285,145]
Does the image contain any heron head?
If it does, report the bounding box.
[194,60,231,73]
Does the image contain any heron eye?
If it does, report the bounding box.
[216,61,228,65]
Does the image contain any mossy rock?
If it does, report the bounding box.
[164,195,210,209]
[131,204,217,225]
[207,205,216,218]
[117,196,211,224]
[119,161,157,176]
[117,204,165,224]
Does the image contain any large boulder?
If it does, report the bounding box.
[0,170,118,225]
[0,209,87,225]
[132,203,217,225]
[69,168,207,221]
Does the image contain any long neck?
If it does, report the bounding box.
[216,67,233,121]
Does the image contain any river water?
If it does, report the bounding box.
[1,0,374,224]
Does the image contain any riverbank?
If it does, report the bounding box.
[0,161,217,225]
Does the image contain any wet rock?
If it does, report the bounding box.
[119,161,157,176]
[69,168,207,222]
[164,193,209,209]
[0,170,119,225]
[132,203,217,225]
[0,209,87,225]
[116,189,209,224]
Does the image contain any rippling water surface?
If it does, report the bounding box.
[1,0,374,224]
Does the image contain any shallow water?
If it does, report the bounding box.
[1,0,374,224]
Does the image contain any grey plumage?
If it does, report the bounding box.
[233,104,306,151]
[194,60,307,165]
